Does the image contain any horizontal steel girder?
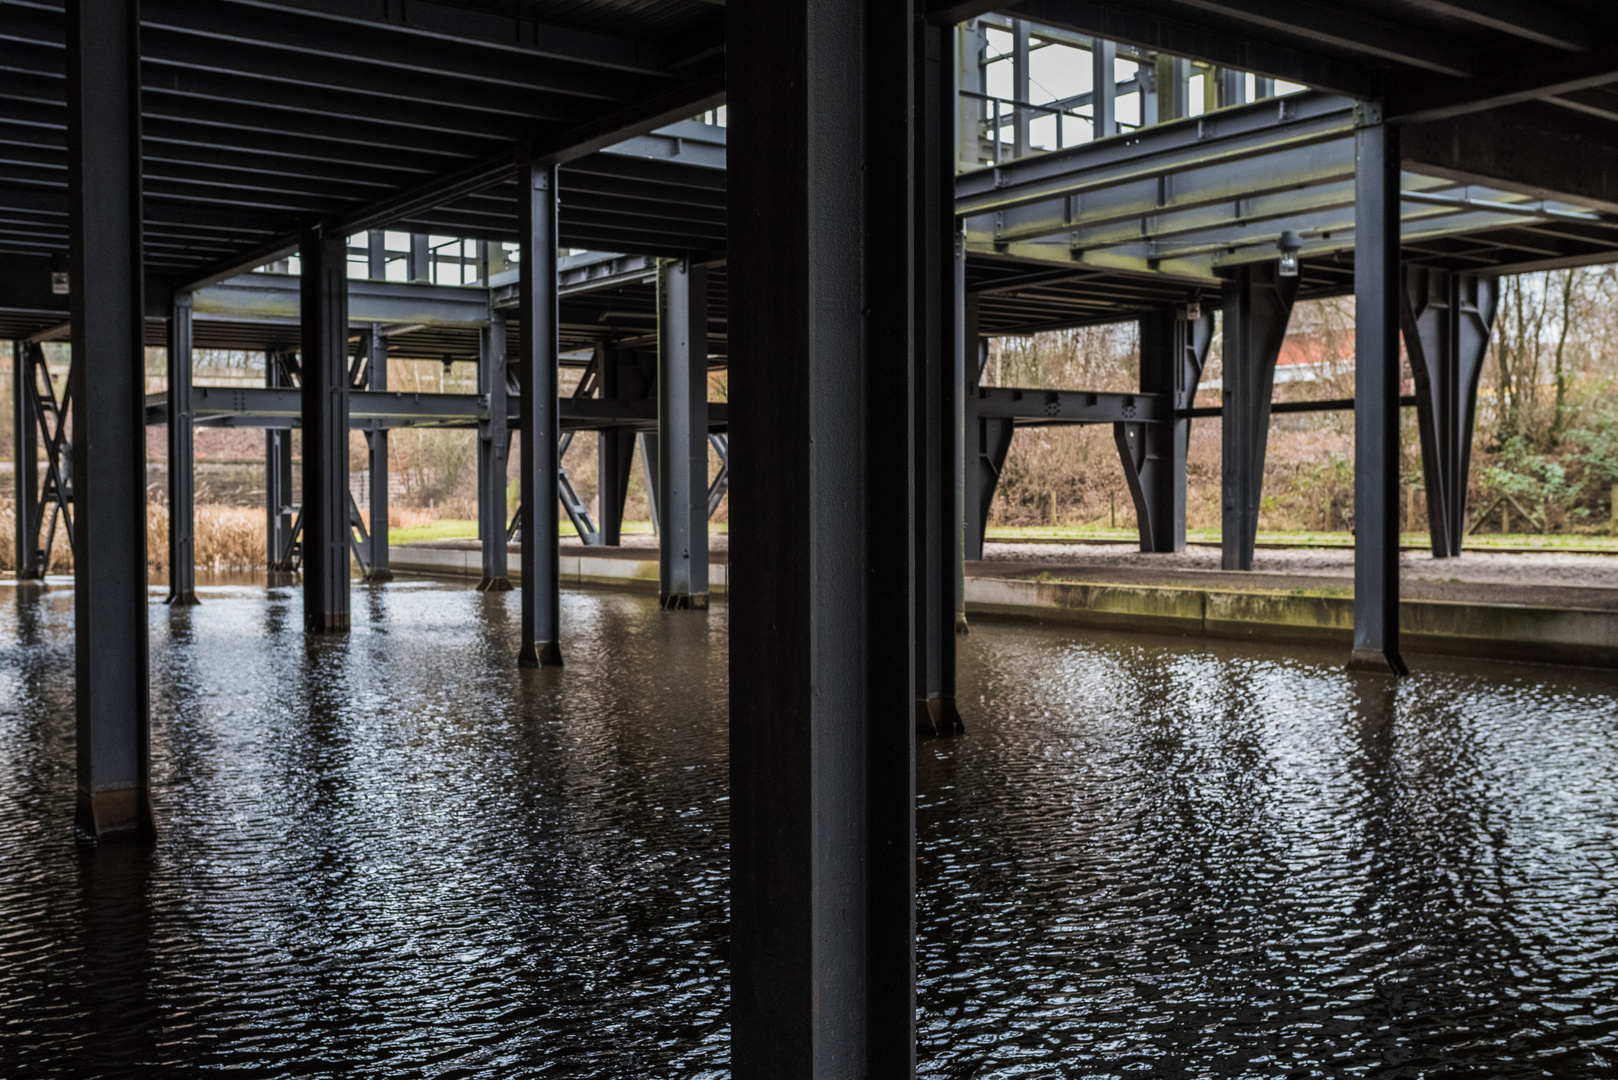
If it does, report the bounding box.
[955,92,1359,219]
[142,386,730,431]
[957,88,1618,284]
[194,274,492,327]
[973,386,1171,424]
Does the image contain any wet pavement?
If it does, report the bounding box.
[2,576,1616,1077]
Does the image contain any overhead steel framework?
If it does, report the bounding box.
[9,0,1618,1075]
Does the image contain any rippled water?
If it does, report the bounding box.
[2,578,1616,1077]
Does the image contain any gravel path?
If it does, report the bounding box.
[980,541,1618,589]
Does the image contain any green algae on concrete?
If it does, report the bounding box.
[971,574,1618,669]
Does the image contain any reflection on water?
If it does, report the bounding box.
[2,578,1616,1077]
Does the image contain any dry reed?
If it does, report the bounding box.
[0,497,265,573]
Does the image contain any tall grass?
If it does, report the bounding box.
[0,497,265,573]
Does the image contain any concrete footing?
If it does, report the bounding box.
[388,542,1618,670]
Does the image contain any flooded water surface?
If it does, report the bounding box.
[2,578,1616,1077]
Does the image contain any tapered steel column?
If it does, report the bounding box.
[1220,263,1297,570]
[365,329,392,582]
[638,434,661,533]
[517,158,562,667]
[165,292,198,605]
[265,352,296,571]
[915,23,963,737]
[656,259,710,609]
[67,0,153,841]
[299,227,351,632]
[962,295,1008,562]
[478,310,512,590]
[729,0,917,1074]
[1401,268,1498,559]
[596,347,635,546]
[1351,114,1407,675]
[1120,307,1213,553]
[13,340,37,580]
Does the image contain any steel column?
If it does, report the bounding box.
[478,310,512,590]
[409,234,431,283]
[516,158,562,667]
[12,340,38,580]
[67,0,153,841]
[963,295,1007,561]
[656,259,710,609]
[1092,39,1117,139]
[729,0,917,1074]
[1351,115,1408,675]
[1220,263,1298,570]
[1401,268,1498,559]
[596,347,638,545]
[1118,307,1213,553]
[365,329,392,582]
[1012,19,1031,158]
[265,351,296,572]
[299,227,351,632]
[916,22,963,737]
[165,292,198,605]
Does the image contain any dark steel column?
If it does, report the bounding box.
[1401,268,1498,559]
[13,340,38,580]
[596,347,635,546]
[165,292,198,605]
[963,295,1009,562]
[516,158,562,667]
[365,329,392,582]
[1011,19,1031,157]
[656,259,710,609]
[265,352,296,572]
[66,0,153,841]
[1120,307,1213,553]
[299,227,351,632]
[1351,114,1407,675]
[915,22,963,737]
[409,234,430,283]
[478,310,512,590]
[1220,263,1297,571]
[965,415,1014,560]
[729,0,917,1074]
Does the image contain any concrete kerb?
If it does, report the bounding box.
[388,543,1616,669]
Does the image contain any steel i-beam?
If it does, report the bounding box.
[1119,307,1213,553]
[1350,112,1408,676]
[517,157,562,668]
[365,328,392,582]
[67,0,154,841]
[596,346,637,545]
[166,291,199,605]
[915,22,964,738]
[964,297,1009,562]
[1220,263,1298,571]
[478,310,512,590]
[299,226,352,632]
[266,351,297,572]
[11,340,37,580]
[1401,268,1498,559]
[655,258,710,610]
[728,0,918,1074]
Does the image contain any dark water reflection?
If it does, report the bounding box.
[2,579,1616,1077]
